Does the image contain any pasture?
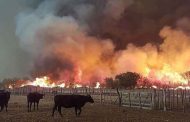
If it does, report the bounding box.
[0,95,190,122]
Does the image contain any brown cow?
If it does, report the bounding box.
[0,91,11,112]
[52,94,94,117]
[27,92,44,112]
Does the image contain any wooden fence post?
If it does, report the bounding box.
[183,89,186,113]
[109,89,112,104]
[163,89,166,111]
[172,89,175,110]
[116,88,122,107]
[139,92,142,109]
[177,89,179,110]
[129,92,131,107]
[181,89,184,112]
[100,88,103,104]
[168,89,171,110]
[151,89,155,110]
[158,90,160,109]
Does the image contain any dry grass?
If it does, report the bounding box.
[0,95,189,122]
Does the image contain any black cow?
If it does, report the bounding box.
[0,91,11,112]
[52,94,94,117]
[27,92,44,112]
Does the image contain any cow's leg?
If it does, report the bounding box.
[37,102,39,110]
[52,104,57,117]
[33,102,35,110]
[30,102,32,112]
[0,105,3,112]
[27,101,29,112]
[78,107,82,116]
[28,101,30,112]
[0,105,4,112]
[75,107,78,116]
[58,106,63,117]
[5,103,8,112]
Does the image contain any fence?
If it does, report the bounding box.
[7,86,190,112]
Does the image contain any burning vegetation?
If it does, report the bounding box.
[1,0,190,89]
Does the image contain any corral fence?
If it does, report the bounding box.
[6,86,190,112]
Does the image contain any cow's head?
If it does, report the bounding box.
[6,91,11,100]
[38,93,44,99]
[86,95,94,103]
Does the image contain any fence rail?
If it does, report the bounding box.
[6,86,190,112]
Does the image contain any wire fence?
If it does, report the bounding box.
[6,86,190,112]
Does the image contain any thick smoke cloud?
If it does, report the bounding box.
[16,0,190,84]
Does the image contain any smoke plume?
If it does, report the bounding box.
[16,0,190,85]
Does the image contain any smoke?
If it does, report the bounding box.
[16,0,190,85]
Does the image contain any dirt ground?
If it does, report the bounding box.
[0,95,190,122]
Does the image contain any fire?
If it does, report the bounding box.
[19,75,103,89]
[24,76,63,88]
[14,0,190,90]
[58,83,65,88]
[8,85,13,89]
[74,84,82,88]
[144,64,188,87]
[95,82,100,89]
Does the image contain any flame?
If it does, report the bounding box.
[74,84,82,88]
[95,82,100,89]
[8,85,13,89]
[144,64,188,87]
[175,86,190,90]
[19,75,103,89]
[58,83,65,88]
[23,76,64,88]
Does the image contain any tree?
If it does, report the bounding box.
[115,72,140,88]
[137,77,152,88]
[105,77,115,88]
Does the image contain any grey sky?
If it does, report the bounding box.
[0,0,30,79]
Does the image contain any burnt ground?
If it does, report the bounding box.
[0,95,190,122]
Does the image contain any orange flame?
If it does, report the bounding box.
[21,76,101,88]
[144,64,188,87]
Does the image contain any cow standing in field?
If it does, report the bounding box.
[52,94,94,117]
[27,92,44,112]
[0,91,11,112]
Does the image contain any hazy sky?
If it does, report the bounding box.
[0,0,30,79]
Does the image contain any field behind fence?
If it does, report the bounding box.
[7,86,190,112]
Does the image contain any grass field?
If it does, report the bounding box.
[0,95,190,122]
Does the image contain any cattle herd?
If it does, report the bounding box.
[0,90,94,117]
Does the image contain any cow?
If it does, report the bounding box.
[52,94,94,117]
[27,92,44,112]
[0,91,11,112]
